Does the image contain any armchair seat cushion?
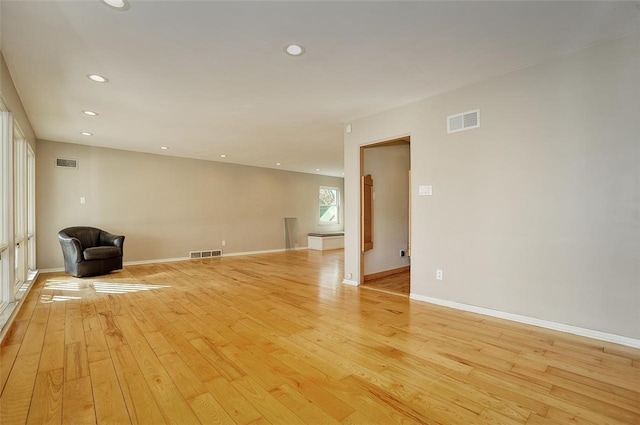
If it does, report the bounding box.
[83,246,121,261]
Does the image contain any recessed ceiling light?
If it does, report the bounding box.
[315,168,321,171]
[87,74,109,83]
[101,0,130,11]
[81,132,93,136]
[276,162,281,166]
[160,146,169,150]
[83,110,98,116]
[284,44,305,56]
[220,154,227,158]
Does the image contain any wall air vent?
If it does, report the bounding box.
[447,109,480,134]
[189,249,222,259]
[55,158,78,169]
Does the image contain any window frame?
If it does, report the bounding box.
[0,108,13,309]
[318,186,340,225]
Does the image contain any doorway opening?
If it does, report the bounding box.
[360,136,411,296]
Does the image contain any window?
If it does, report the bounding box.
[1,110,11,309]
[319,186,339,225]
[14,131,27,290]
[0,107,36,316]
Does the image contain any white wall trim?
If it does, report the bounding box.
[342,279,359,286]
[39,267,65,273]
[39,247,310,272]
[124,257,189,266]
[222,247,307,258]
[410,294,640,349]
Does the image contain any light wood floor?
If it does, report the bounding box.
[362,270,410,296]
[1,250,639,424]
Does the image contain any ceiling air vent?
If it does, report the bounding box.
[55,158,78,169]
[447,109,480,134]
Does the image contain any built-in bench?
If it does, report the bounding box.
[307,232,344,251]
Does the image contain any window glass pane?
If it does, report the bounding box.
[319,188,337,206]
[320,205,337,223]
[319,187,339,224]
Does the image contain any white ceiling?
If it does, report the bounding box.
[2,1,639,177]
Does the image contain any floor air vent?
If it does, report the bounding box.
[189,249,222,259]
[447,109,480,134]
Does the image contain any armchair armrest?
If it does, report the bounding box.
[58,234,83,263]
[99,231,125,250]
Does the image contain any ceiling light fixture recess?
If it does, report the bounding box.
[83,110,98,116]
[160,146,169,150]
[81,132,93,136]
[101,0,130,11]
[220,154,227,158]
[87,74,109,83]
[284,44,305,56]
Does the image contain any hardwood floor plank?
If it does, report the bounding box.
[270,383,343,425]
[62,376,95,425]
[510,364,639,415]
[190,337,246,381]
[549,385,638,424]
[204,376,262,425]
[26,369,64,425]
[39,329,65,373]
[0,352,41,425]
[18,321,47,356]
[188,392,236,425]
[63,341,89,382]
[89,358,131,424]
[85,328,111,363]
[157,351,208,400]
[0,343,20,392]
[110,344,167,425]
[143,330,176,357]
[231,375,307,425]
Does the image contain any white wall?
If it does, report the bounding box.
[344,33,640,339]
[363,144,410,275]
[37,140,344,269]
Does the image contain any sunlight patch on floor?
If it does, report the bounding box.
[92,281,171,294]
[39,277,171,302]
[40,294,83,303]
[43,280,81,291]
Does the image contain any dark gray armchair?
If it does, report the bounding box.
[58,226,125,277]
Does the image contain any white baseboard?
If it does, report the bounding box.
[39,267,64,273]
[124,257,189,266]
[223,247,307,257]
[410,293,640,349]
[342,279,359,286]
[39,247,310,273]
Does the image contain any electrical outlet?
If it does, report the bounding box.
[347,273,353,279]
[400,250,406,257]
[221,240,226,246]
[436,269,443,280]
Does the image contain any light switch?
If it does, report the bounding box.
[419,185,433,196]
[80,197,86,204]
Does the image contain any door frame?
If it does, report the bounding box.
[359,135,411,285]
